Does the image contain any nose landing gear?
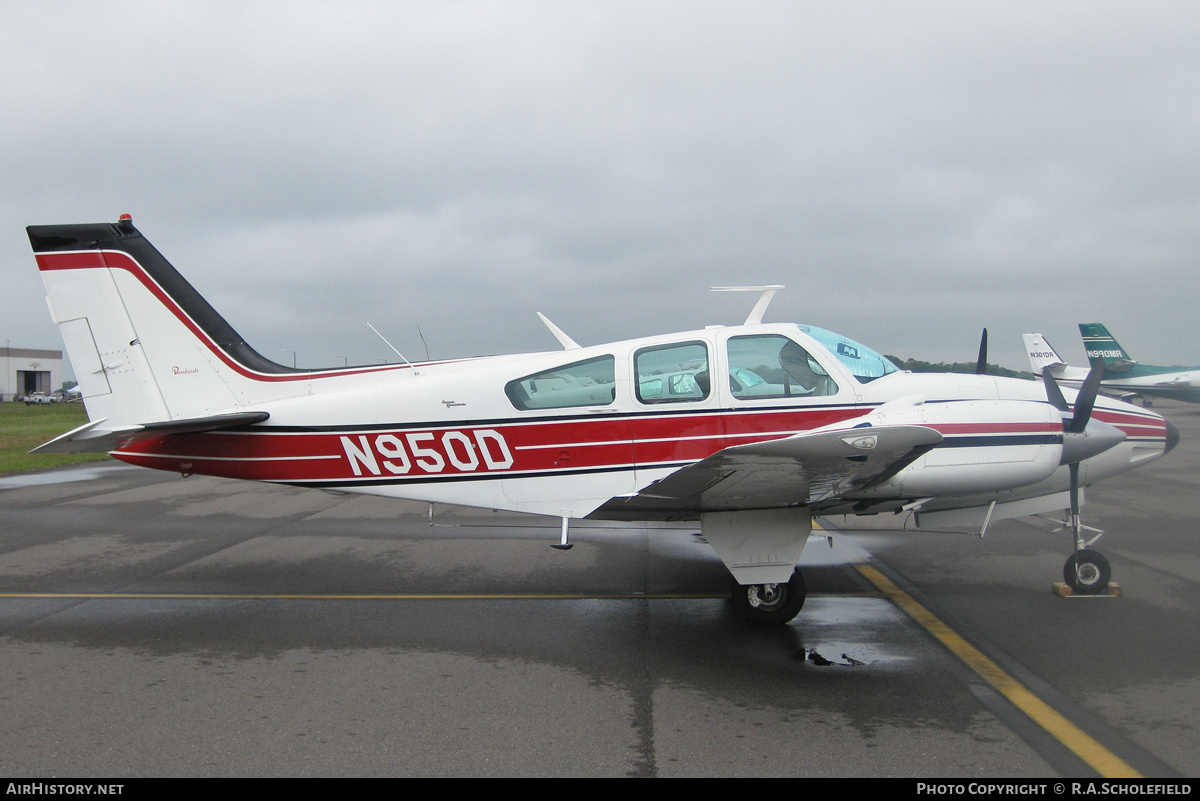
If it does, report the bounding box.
[1064,548,1112,595]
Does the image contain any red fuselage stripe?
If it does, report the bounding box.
[107,407,1167,486]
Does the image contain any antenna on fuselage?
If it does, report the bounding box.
[552,517,574,550]
[367,322,417,371]
[416,324,431,361]
[711,285,785,325]
[537,312,581,350]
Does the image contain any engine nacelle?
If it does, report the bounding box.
[854,398,1064,497]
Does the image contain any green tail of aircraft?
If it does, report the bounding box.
[1073,322,1200,404]
[1079,323,1137,376]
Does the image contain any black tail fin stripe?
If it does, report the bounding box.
[29,221,409,382]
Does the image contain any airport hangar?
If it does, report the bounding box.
[1,346,64,401]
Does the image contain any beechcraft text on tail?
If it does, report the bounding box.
[27,216,1179,623]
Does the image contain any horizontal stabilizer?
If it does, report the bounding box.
[32,411,269,454]
[1102,359,1138,373]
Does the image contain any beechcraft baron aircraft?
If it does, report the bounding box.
[28,217,1179,622]
[1025,326,1200,407]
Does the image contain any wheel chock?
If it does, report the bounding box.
[1052,582,1121,598]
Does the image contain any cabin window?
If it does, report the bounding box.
[505,355,616,410]
[635,341,711,404]
[726,335,839,398]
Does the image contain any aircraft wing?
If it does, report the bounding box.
[589,424,942,520]
[31,412,270,454]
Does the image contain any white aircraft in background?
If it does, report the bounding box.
[1025,327,1200,406]
[28,216,1178,622]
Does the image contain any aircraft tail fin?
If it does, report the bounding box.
[27,216,285,441]
[1079,323,1137,373]
[1022,333,1068,376]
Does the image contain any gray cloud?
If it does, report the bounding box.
[4,1,1199,378]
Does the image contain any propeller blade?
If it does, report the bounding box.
[1068,363,1105,433]
[975,328,988,375]
[1051,363,1124,465]
[1043,370,1069,412]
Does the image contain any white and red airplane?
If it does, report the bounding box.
[27,216,1179,623]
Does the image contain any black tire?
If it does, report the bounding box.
[730,569,806,625]
[1064,549,1111,594]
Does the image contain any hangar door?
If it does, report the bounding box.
[18,370,51,395]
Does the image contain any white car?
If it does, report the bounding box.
[23,392,59,405]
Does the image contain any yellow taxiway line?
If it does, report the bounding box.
[5,564,1141,776]
[855,563,1141,779]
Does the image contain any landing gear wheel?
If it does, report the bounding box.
[730,569,807,625]
[1063,549,1111,595]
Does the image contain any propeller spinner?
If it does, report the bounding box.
[1043,364,1126,465]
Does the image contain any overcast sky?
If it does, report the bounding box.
[3,1,1198,380]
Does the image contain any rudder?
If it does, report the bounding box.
[28,216,290,431]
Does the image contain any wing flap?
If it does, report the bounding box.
[589,424,942,519]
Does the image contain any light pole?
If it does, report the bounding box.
[284,349,296,368]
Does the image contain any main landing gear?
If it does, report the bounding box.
[730,568,807,625]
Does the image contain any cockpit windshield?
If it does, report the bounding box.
[799,326,899,383]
